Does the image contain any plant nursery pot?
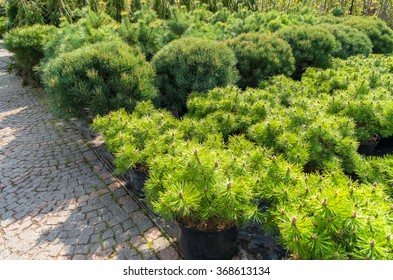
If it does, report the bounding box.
[358,135,380,156]
[176,221,239,260]
[378,135,393,148]
[126,168,148,198]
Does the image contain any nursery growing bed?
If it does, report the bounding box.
[72,118,286,260]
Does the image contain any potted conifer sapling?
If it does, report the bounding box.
[144,136,263,259]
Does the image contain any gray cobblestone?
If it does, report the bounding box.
[102,229,114,240]
[102,237,116,248]
[90,233,101,243]
[0,43,179,260]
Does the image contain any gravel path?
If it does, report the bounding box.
[0,42,179,260]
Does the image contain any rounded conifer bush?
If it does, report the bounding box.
[274,25,338,77]
[344,16,393,54]
[319,24,372,59]
[227,33,295,88]
[3,24,56,82]
[151,37,238,115]
[42,41,158,118]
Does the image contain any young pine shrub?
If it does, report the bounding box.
[42,41,158,118]
[43,10,119,63]
[92,101,180,173]
[356,155,393,196]
[152,37,238,115]
[3,24,56,83]
[144,136,263,230]
[319,24,372,59]
[128,4,167,60]
[227,33,295,89]
[274,25,338,78]
[186,86,274,141]
[344,16,393,54]
[267,170,393,259]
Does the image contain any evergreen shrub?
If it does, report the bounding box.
[92,101,179,172]
[319,24,372,59]
[344,16,393,54]
[227,33,295,88]
[274,25,338,77]
[152,37,238,115]
[43,10,119,63]
[264,169,393,259]
[144,135,264,229]
[42,41,157,118]
[3,24,56,81]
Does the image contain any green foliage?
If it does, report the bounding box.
[319,24,372,59]
[266,169,393,259]
[46,0,73,26]
[186,83,360,173]
[92,101,179,171]
[302,55,393,142]
[274,25,338,76]
[344,16,393,54]
[106,0,129,22]
[3,24,56,81]
[117,15,139,45]
[94,83,393,258]
[357,155,393,197]
[152,37,238,115]
[187,86,274,140]
[7,0,45,28]
[6,0,77,27]
[127,4,167,60]
[94,52,393,259]
[145,135,264,229]
[227,33,295,88]
[331,7,345,17]
[42,41,158,118]
[0,16,7,38]
[42,9,119,63]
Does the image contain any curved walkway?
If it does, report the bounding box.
[0,43,179,260]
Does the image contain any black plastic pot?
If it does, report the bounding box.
[358,135,380,156]
[176,221,239,260]
[378,135,393,148]
[127,168,148,198]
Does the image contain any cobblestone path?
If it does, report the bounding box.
[0,43,180,260]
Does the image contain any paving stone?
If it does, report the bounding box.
[102,237,116,248]
[90,233,101,243]
[92,248,113,260]
[144,227,162,242]
[102,229,114,240]
[93,222,107,233]
[89,243,102,254]
[72,254,87,260]
[108,217,122,227]
[144,254,158,260]
[73,245,91,255]
[137,243,151,254]
[121,220,135,231]
[130,236,146,248]
[152,237,171,252]
[0,44,178,260]
[157,246,180,260]
[77,234,91,245]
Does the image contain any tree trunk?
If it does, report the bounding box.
[349,0,355,14]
